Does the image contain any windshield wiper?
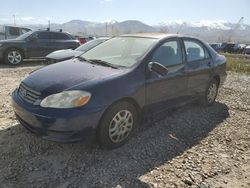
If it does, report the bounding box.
[75,56,118,69]
[75,56,93,63]
[88,59,118,69]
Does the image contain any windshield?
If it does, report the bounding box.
[81,37,157,68]
[16,31,33,40]
[76,39,107,52]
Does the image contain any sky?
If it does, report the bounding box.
[0,0,249,25]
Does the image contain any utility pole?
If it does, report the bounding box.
[48,20,50,30]
[228,17,244,42]
[13,15,16,25]
[111,24,114,36]
[105,22,108,37]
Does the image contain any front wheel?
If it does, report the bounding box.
[5,49,23,65]
[199,79,219,106]
[97,101,138,149]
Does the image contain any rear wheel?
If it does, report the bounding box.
[97,101,138,149]
[5,49,23,65]
[199,79,219,106]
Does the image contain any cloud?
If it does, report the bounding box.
[100,0,113,4]
[162,19,231,30]
[19,17,36,21]
[17,17,49,25]
[0,16,52,25]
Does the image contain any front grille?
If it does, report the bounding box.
[18,82,41,104]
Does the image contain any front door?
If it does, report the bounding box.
[26,32,50,58]
[145,38,188,112]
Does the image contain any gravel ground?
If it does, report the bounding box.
[0,63,249,188]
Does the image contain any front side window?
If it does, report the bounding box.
[81,37,157,68]
[20,28,30,34]
[16,31,33,40]
[184,40,208,62]
[151,40,183,67]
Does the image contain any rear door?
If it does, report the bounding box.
[145,38,189,111]
[183,38,213,95]
[48,32,76,53]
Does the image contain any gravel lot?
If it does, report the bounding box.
[0,63,249,188]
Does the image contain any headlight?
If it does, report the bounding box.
[40,90,91,109]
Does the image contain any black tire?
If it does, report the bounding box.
[199,79,219,106]
[97,101,138,149]
[4,48,23,65]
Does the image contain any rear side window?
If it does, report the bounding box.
[50,33,71,40]
[184,40,209,62]
[37,32,49,39]
[151,40,183,67]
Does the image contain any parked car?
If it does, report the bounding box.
[243,45,250,55]
[12,33,227,149]
[0,25,31,40]
[209,43,222,52]
[0,30,80,65]
[233,44,247,54]
[222,43,246,54]
[222,43,236,53]
[46,37,109,63]
[76,36,95,45]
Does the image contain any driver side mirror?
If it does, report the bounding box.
[148,62,168,76]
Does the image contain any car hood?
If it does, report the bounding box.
[46,49,83,61]
[23,59,123,95]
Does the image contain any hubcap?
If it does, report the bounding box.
[207,83,217,103]
[8,51,22,64]
[109,110,133,143]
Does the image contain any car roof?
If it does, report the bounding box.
[120,33,200,40]
[33,30,72,35]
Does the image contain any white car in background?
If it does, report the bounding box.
[46,37,109,63]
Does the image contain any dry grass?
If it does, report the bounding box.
[222,53,250,74]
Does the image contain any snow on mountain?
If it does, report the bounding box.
[15,19,250,42]
[162,20,231,30]
[191,20,231,30]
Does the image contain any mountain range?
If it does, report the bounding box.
[23,19,250,43]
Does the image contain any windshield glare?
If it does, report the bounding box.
[16,31,33,40]
[81,37,157,67]
[76,39,106,52]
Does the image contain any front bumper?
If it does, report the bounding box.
[12,90,105,143]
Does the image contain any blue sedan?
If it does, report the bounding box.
[12,33,227,149]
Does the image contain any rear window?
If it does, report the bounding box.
[49,33,71,40]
